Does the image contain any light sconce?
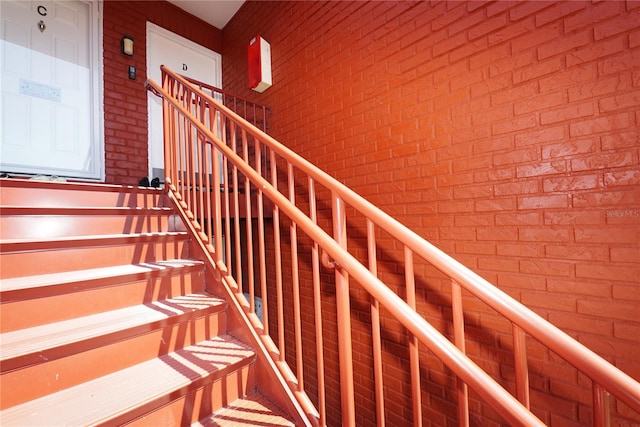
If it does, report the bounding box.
[121,35,134,56]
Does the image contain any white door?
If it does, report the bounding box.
[146,22,222,182]
[0,0,102,179]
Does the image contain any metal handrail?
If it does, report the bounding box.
[146,65,640,427]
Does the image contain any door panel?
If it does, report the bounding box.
[146,22,222,182]
[0,0,100,179]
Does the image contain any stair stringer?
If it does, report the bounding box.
[166,187,316,427]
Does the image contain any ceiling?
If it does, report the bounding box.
[168,1,245,29]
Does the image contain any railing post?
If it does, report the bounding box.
[593,383,611,427]
[332,193,355,426]
[451,280,469,427]
[513,324,530,409]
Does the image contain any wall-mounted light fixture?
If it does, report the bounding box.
[121,35,134,56]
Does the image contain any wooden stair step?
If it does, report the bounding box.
[0,232,191,278]
[0,259,204,299]
[1,293,225,371]
[0,335,255,426]
[194,393,295,426]
[0,260,206,333]
[0,231,189,253]
[0,206,176,239]
[0,179,166,208]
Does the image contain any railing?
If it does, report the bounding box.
[182,74,270,132]
[146,66,640,427]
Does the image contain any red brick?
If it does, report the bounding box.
[477,226,518,241]
[515,125,565,147]
[475,197,516,212]
[456,241,496,255]
[478,256,520,272]
[610,246,640,263]
[598,91,640,113]
[547,279,612,298]
[631,29,640,48]
[471,135,511,154]
[538,64,597,93]
[535,2,587,27]
[497,207,543,224]
[516,161,567,178]
[543,174,600,193]
[601,130,639,150]
[469,14,508,40]
[520,292,577,313]
[541,139,595,159]
[491,114,537,136]
[493,180,539,196]
[572,189,640,208]
[571,151,636,171]
[518,194,569,210]
[520,259,574,277]
[575,227,639,244]
[567,75,631,103]
[604,170,640,187]
[494,239,543,257]
[540,102,595,125]
[519,227,572,242]
[613,283,640,301]
[594,10,640,40]
[577,298,639,320]
[598,48,640,75]
[537,30,591,61]
[546,244,608,262]
[566,36,626,68]
[514,92,564,116]
[513,57,564,84]
[564,2,623,34]
[543,210,604,226]
[509,1,554,22]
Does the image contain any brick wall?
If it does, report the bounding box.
[102,1,222,185]
[223,1,640,426]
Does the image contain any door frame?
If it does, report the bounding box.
[0,0,104,180]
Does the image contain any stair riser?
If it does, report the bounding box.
[1,270,206,333]
[104,364,255,427]
[1,313,227,409]
[0,240,190,279]
[0,215,171,239]
[0,184,165,209]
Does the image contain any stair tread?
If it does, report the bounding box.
[0,206,173,215]
[194,393,295,426]
[0,259,204,294]
[0,230,188,244]
[0,335,254,425]
[1,294,225,361]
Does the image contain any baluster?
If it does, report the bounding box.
[230,122,242,291]
[255,138,268,333]
[367,220,385,427]
[272,151,285,359]
[404,247,422,427]
[451,280,469,427]
[513,324,530,409]
[332,194,355,426]
[243,130,255,314]
[309,177,326,426]
[593,383,611,427]
[288,163,304,391]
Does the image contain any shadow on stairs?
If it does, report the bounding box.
[0,179,295,426]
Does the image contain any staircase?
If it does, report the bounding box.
[0,179,295,426]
